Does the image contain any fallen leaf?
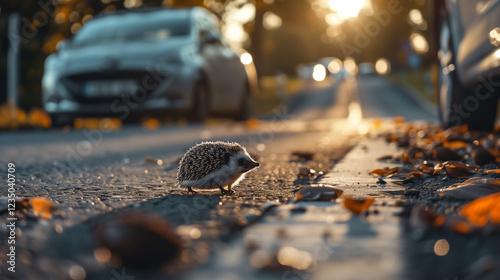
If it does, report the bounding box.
[437,178,500,200]
[471,147,496,165]
[343,197,374,214]
[443,141,469,150]
[95,210,182,269]
[401,153,412,164]
[461,193,500,226]
[368,167,399,177]
[442,161,479,178]
[142,118,160,130]
[295,184,343,201]
[409,204,445,229]
[297,166,315,177]
[434,147,462,161]
[291,151,315,161]
[28,197,57,219]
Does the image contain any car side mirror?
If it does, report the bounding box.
[201,32,220,45]
[56,39,70,51]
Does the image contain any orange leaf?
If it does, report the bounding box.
[401,153,412,164]
[485,169,500,174]
[443,141,469,150]
[461,193,500,226]
[449,221,473,234]
[368,167,398,177]
[29,197,57,219]
[409,204,445,229]
[343,197,374,214]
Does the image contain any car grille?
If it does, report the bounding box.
[60,71,166,104]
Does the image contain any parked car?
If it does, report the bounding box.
[431,1,500,131]
[42,7,258,125]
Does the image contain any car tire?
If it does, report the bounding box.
[437,10,498,131]
[188,82,209,122]
[50,114,74,127]
[234,85,252,121]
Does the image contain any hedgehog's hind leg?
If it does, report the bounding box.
[187,187,197,194]
[219,185,234,195]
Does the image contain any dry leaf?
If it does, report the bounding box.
[460,193,500,226]
[368,167,399,177]
[437,178,500,200]
[95,210,182,268]
[443,141,469,150]
[295,184,343,201]
[29,197,57,219]
[471,147,496,165]
[442,161,479,178]
[343,197,374,214]
[297,166,315,177]
[291,151,315,161]
[401,153,412,164]
[409,204,446,229]
[434,147,462,161]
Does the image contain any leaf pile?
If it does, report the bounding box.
[379,123,500,234]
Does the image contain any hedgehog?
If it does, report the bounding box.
[176,141,260,194]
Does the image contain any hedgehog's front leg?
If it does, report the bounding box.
[187,187,197,194]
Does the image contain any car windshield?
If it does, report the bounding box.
[72,11,191,46]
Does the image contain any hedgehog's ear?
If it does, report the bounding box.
[224,153,231,165]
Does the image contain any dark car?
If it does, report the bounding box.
[42,7,258,125]
[431,0,500,131]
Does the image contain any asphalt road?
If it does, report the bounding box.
[0,75,437,280]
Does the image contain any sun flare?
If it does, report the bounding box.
[328,0,367,18]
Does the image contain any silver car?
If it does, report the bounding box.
[432,0,500,131]
[42,7,257,125]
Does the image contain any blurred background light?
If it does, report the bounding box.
[263,11,282,30]
[408,9,423,25]
[240,52,253,65]
[409,33,429,54]
[343,57,358,74]
[312,64,327,81]
[375,58,390,75]
[328,58,342,73]
[328,0,367,18]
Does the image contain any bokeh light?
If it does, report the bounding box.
[410,33,429,54]
[408,9,423,25]
[240,52,253,65]
[312,64,327,81]
[343,57,357,74]
[263,11,282,30]
[328,58,342,73]
[329,0,367,18]
[433,239,450,256]
[375,58,390,75]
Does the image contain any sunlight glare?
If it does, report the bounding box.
[312,64,327,81]
[329,0,367,18]
[240,52,253,65]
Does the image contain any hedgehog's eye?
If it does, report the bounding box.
[238,158,246,165]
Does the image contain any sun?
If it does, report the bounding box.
[329,0,367,18]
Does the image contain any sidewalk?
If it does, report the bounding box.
[183,138,407,280]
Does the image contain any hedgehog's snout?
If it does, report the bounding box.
[242,159,259,171]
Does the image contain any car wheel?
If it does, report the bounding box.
[234,85,252,121]
[189,82,209,122]
[50,114,74,127]
[437,11,497,131]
